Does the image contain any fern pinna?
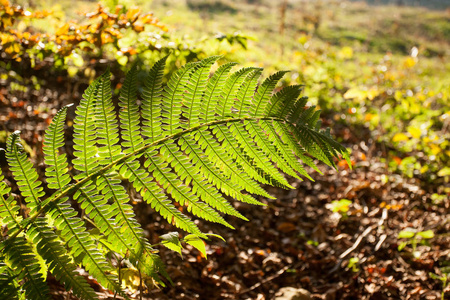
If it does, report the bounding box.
[0,56,349,299]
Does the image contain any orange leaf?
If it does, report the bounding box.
[277,222,296,233]
[393,156,402,165]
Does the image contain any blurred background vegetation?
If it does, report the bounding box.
[1,0,449,195]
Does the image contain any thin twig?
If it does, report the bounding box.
[329,208,388,274]
[239,264,293,294]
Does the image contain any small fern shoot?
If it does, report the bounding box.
[0,56,349,299]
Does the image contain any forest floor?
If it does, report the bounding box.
[0,71,449,300]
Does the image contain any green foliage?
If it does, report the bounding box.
[0,56,348,298]
[0,0,166,71]
[397,228,435,259]
[329,199,352,215]
[429,268,450,300]
[347,257,360,273]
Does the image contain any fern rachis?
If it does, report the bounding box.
[0,56,349,299]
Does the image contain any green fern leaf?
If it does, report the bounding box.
[145,152,232,228]
[119,64,144,153]
[183,55,221,128]
[27,218,98,300]
[2,237,50,300]
[6,132,45,214]
[178,136,264,205]
[201,62,237,122]
[142,56,168,143]
[192,129,273,199]
[161,62,197,136]
[43,106,72,190]
[47,200,123,295]
[1,56,349,299]
[251,71,289,117]
[160,143,247,220]
[96,71,123,164]
[43,103,121,296]
[228,123,293,188]
[244,120,301,180]
[217,67,257,117]
[236,68,262,117]
[0,176,22,233]
[259,120,313,180]
[0,261,20,299]
[72,78,100,179]
[265,85,302,118]
[119,160,205,238]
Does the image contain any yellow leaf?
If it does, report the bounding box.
[407,126,421,139]
[403,57,416,68]
[343,88,366,102]
[437,167,450,177]
[67,66,78,77]
[367,88,379,100]
[394,90,403,101]
[429,144,441,155]
[339,46,353,59]
[392,133,409,142]
[420,165,428,174]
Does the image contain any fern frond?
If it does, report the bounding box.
[43,106,71,190]
[43,103,122,296]
[1,57,349,299]
[291,124,336,167]
[6,132,44,215]
[46,200,123,295]
[183,56,221,128]
[286,96,308,123]
[265,85,302,118]
[179,136,264,205]
[94,174,163,280]
[236,68,262,117]
[145,152,232,228]
[260,120,313,180]
[73,78,100,179]
[142,56,168,143]
[201,62,237,122]
[0,176,22,233]
[2,236,50,300]
[228,123,293,188]
[0,261,20,299]
[250,71,289,117]
[244,120,301,180]
[217,67,257,117]
[96,71,123,165]
[119,160,205,237]
[161,62,198,136]
[27,218,98,300]
[98,69,167,280]
[193,129,273,199]
[273,122,323,174]
[160,143,247,220]
[119,64,144,153]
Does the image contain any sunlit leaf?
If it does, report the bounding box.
[398,229,416,239]
[392,133,409,142]
[417,230,434,239]
[437,167,450,177]
[184,234,207,258]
